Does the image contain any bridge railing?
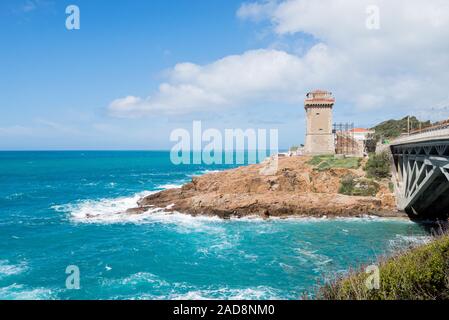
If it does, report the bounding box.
[390,127,449,145]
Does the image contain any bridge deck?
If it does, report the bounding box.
[391,128,449,145]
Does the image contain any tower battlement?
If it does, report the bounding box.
[305,90,335,108]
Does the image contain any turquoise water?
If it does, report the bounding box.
[0,151,428,300]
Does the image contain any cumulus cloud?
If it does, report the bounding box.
[239,0,449,111]
[108,48,334,117]
[109,0,449,119]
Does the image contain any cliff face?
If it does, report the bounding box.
[128,156,401,219]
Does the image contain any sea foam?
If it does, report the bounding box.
[167,286,282,300]
[0,260,28,278]
[52,190,224,233]
[52,191,157,223]
[155,183,183,190]
[0,284,55,300]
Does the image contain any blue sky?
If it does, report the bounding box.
[1,0,449,150]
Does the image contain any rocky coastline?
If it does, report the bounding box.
[124,156,407,220]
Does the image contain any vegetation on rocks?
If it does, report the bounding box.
[318,234,449,300]
[339,174,380,197]
[365,152,391,179]
[308,155,361,171]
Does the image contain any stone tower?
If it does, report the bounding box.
[304,90,335,155]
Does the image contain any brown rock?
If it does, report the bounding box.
[132,156,402,219]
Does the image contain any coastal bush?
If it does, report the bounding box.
[365,152,391,179]
[318,235,449,300]
[339,175,379,197]
[338,174,356,195]
[308,155,361,171]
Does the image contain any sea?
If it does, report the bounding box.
[0,151,430,300]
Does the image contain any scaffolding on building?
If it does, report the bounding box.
[333,123,358,155]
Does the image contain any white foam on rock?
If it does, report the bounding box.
[52,191,224,234]
[52,191,156,223]
[155,184,183,190]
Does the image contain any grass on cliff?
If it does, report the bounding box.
[308,155,361,171]
[318,234,449,300]
[338,174,380,197]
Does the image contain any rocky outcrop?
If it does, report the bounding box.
[125,156,403,219]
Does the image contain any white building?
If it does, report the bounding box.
[349,128,375,141]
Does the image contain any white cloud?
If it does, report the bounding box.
[108,48,327,118]
[236,0,278,22]
[109,0,449,119]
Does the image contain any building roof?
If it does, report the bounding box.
[304,90,335,108]
[350,128,374,133]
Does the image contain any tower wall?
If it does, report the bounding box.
[304,91,335,155]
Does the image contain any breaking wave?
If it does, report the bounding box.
[155,183,183,190]
[0,284,55,300]
[52,191,223,234]
[52,191,157,223]
[389,234,432,249]
[0,260,28,278]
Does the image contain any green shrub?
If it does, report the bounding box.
[339,174,379,197]
[365,152,391,179]
[318,235,449,300]
[339,174,356,195]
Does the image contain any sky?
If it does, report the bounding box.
[1,0,449,150]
